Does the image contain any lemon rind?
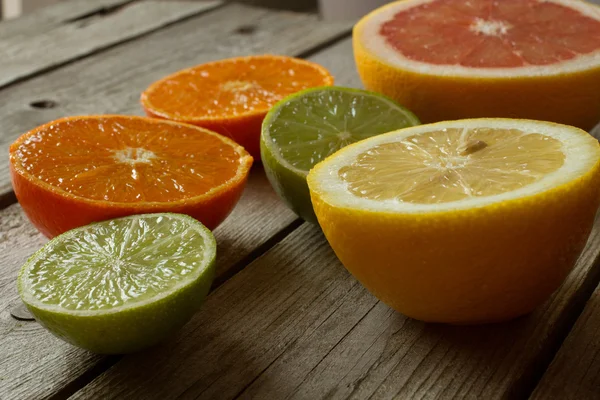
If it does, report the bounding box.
[308,119,600,214]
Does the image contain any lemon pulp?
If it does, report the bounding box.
[338,127,566,204]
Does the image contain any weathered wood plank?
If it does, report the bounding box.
[531,286,600,399]
[69,213,600,400]
[0,2,350,197]
[70,38,600,400]
[0,168,298,400]
[0,6,350,399]
[0,0,132,39]
[0,0,222,88]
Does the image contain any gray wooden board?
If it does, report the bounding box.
[0,2,351,197]
[531,287,600,399]
[69,38,600,399]
[0,5,351,399]
[0,0,133,39]
[0,168,297,400]
[0,0,222,89]
[69,215,600,400]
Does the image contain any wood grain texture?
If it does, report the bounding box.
[531,288,600,399]
[0,6,350,398]
[0,168,297,400]
[69,210,600,400]
[0,0,132,39]
[70,38,600,400]
[0,2,351,196]
[0,0,222,88]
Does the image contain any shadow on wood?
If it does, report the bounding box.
[231,0,317,12]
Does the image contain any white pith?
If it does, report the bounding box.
[112,147,157,165]
[359,0,600,77]
[469,18,511,37]
[221,80,257,92]
[19,214,216,316]
[310,119,600,213]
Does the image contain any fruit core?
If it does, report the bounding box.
[469,18,511,37]
[221,80,258,92]
[339,128,565,204]
[112,147,157,165]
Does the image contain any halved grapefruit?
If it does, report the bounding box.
[354,0,600,130]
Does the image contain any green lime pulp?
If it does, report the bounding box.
[261,86,420,223]
[18,213,216,354]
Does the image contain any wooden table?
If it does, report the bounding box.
[2,1,600,399]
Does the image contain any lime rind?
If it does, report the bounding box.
[18,213,216,354]
[19,213,215,315]
[261,86,420,223]
[262,86,420,175]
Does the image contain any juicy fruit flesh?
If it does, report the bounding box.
[11,116,243,203]
[266,88,418,172]
[144,57,332,119]
[339,128,565,204]
[24,215,210,311]
[380,0,600,68]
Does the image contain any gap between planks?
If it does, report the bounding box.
[0,0,132,39]
[531,284,600,399]
[45,211,303,400]
[0,168,298,400]
[0,0,224,90]
[0,5,351,212]
[69,211,600,400]
[0,0,224,210]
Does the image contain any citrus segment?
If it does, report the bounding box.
[261,86,419,222]
[10,115,253,237]
[354,0,600,129]
[308,119,600,323]
[19,213,216,354]
[141,55,334,158]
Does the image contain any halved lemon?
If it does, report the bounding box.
[308,119,600,324]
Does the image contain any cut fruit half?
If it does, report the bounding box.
[308,119,600,323]
[354,0,600,129]
[18,213,216,354]
[9,115,253,237]
[261,86,419,222]
[141,55,334,158]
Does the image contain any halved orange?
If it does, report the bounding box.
[141,55,334,159]
[9,115,253,238]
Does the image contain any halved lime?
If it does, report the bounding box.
[261,86,420,223]
[18,213,216,354]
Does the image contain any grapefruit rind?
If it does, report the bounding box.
[353,0,600,129]
[356,0,600,77]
